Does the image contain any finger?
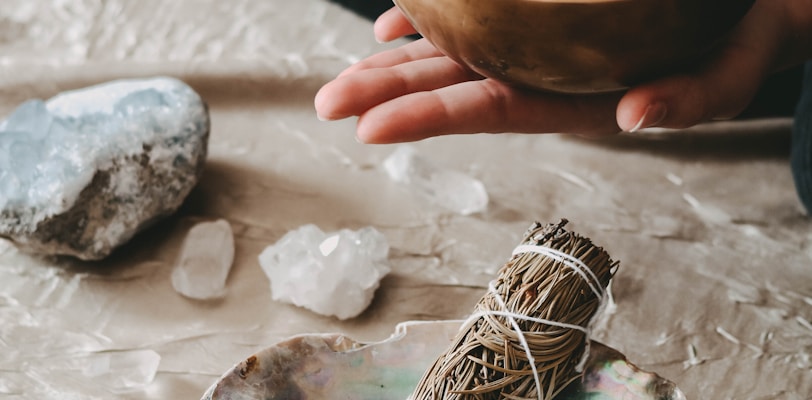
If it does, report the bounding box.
[316,56,480,121]
[338,39,444,78]
[374,6,418,43]
[617,45,772,132]
[356,80,622,143]
[616,1,783,131]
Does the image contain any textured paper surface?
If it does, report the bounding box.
[0,1,810,399]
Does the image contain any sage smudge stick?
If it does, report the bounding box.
[410,220,618,400]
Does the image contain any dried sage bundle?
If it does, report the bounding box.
[410,220,618,400]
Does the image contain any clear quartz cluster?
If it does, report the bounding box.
[0,77,209,260]
[383,145,489,215]
[258,224,391,320]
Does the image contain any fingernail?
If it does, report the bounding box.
[629,102,667,132]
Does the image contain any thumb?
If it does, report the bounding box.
[616,2,783,132]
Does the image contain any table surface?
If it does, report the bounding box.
[0,1,810,399]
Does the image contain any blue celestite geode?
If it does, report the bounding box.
[0,77,209,260]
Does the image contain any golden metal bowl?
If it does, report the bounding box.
[394,0,756,93]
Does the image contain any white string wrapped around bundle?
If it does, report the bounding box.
[409,220,618,400]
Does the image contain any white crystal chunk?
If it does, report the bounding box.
[171,219,235,300]
[383,145,489,215]
[258,224,391,320]
[0,77,204,217]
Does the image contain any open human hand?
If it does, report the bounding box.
[315,1,811,144]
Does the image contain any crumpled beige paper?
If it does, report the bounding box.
[0,1,809,399]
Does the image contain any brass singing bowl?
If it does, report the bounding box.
[393,0,756,93]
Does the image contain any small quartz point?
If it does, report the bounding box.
[383,145,488,215]
[258,224,391,320]
[171,219,235,300]
[81,349,161,394]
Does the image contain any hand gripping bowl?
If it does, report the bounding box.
[393,0,756,93]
